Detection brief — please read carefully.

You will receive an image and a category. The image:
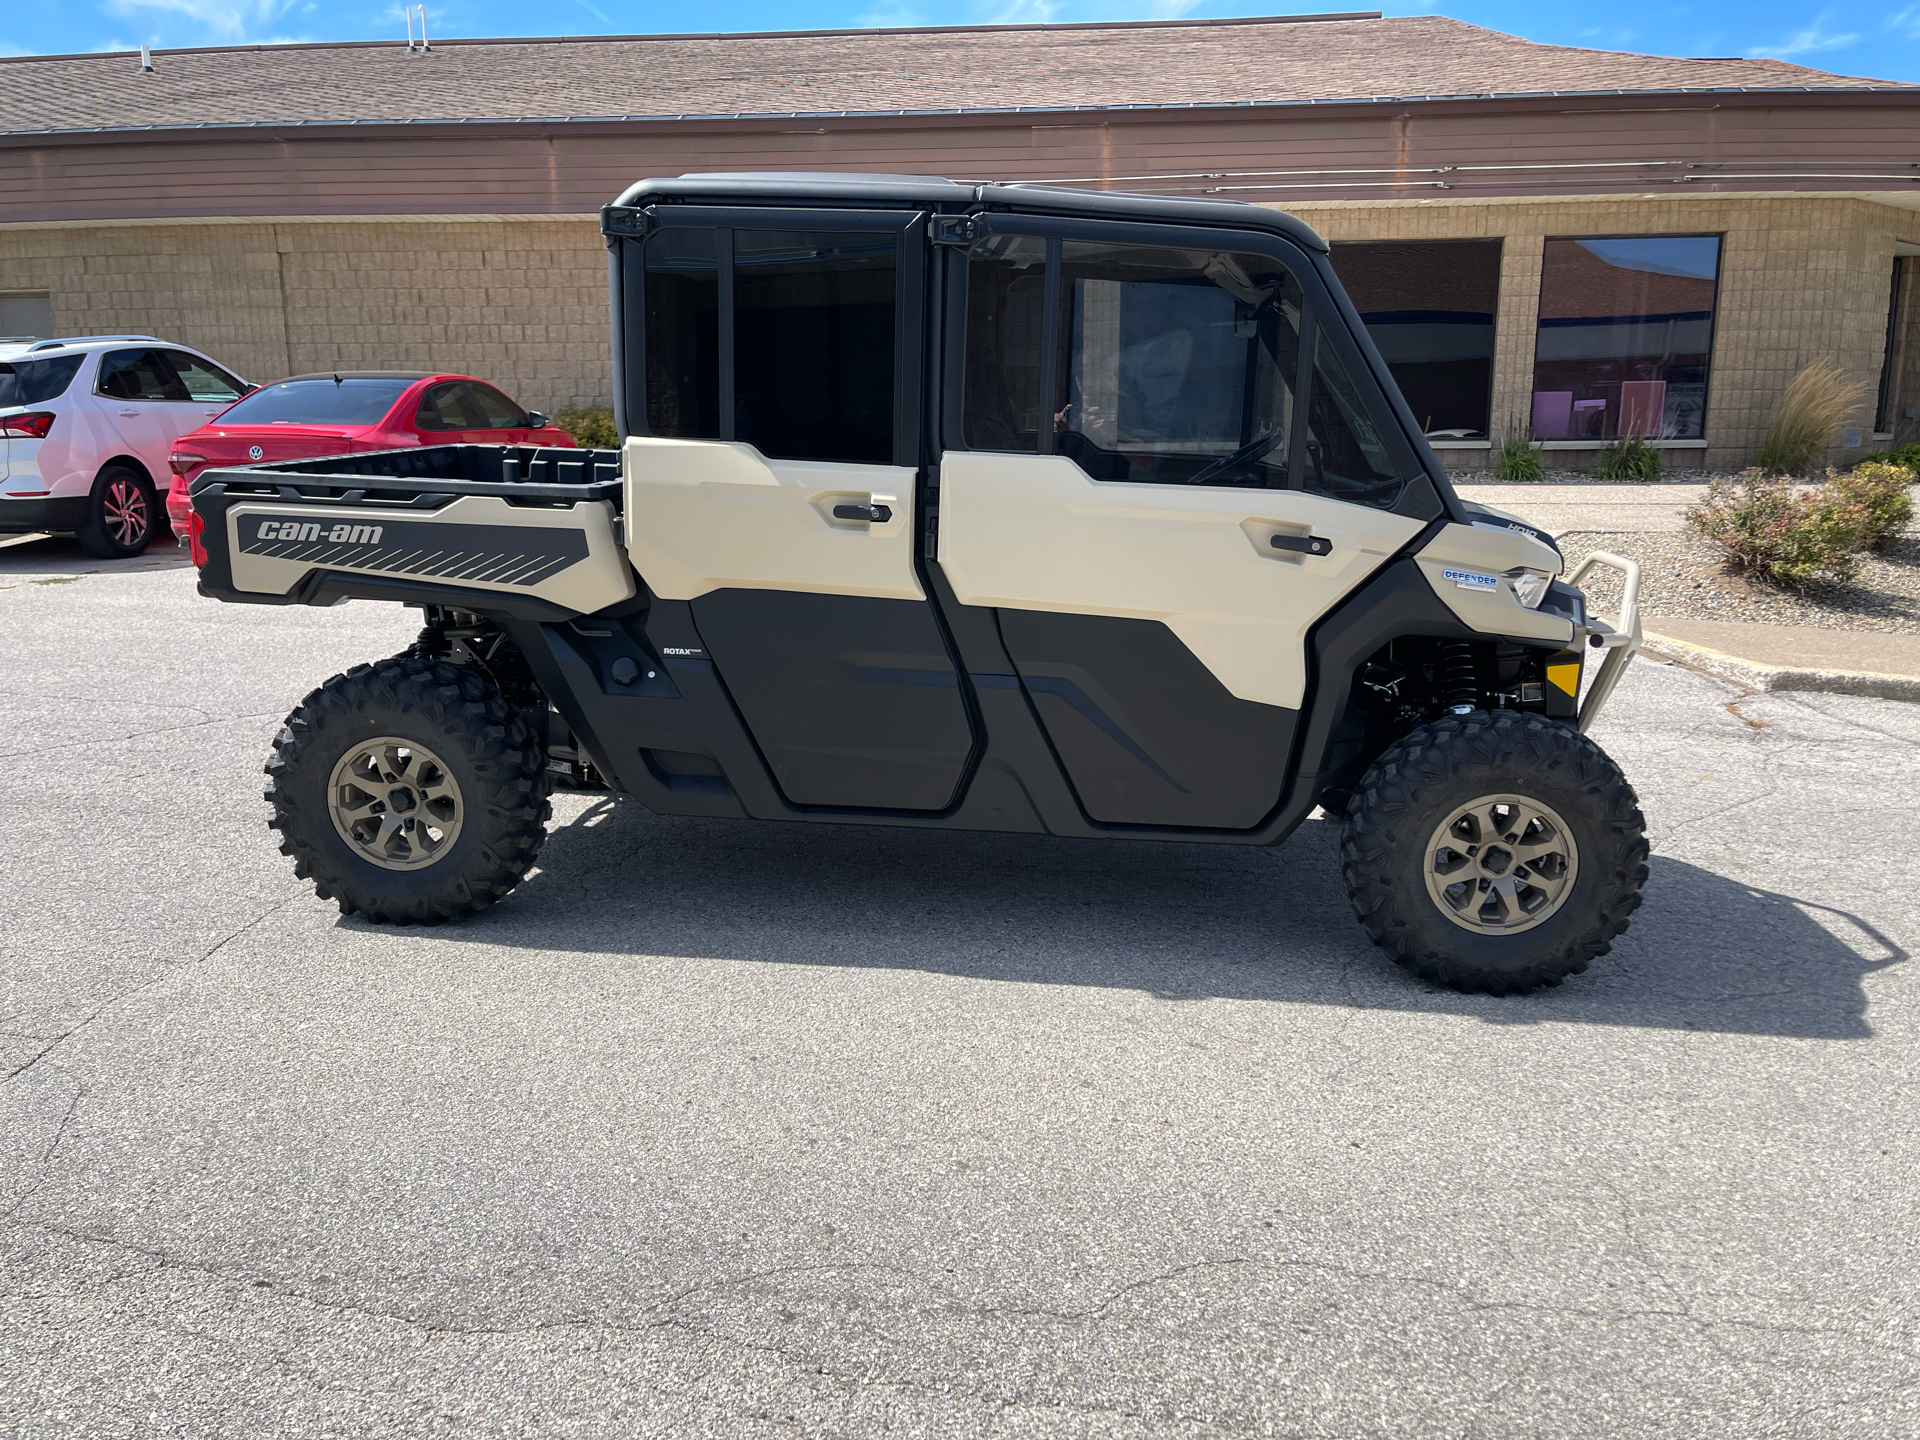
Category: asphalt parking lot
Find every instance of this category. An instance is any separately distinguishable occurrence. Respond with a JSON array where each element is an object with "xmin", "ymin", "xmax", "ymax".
[{"xmin": 2, "ymin": 536, "xmax": 1915, "ymax": 1439}]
